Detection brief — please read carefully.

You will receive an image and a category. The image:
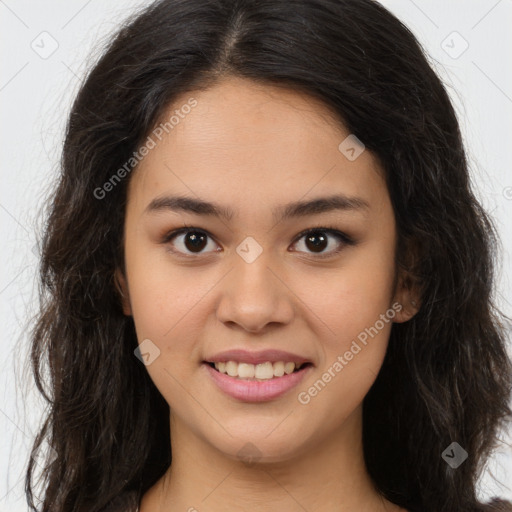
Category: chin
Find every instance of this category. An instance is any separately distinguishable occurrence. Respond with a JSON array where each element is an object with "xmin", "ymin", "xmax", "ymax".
[{"xmin": 207, "ymin": 432, "xmax": 308, "ymax": 466}]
